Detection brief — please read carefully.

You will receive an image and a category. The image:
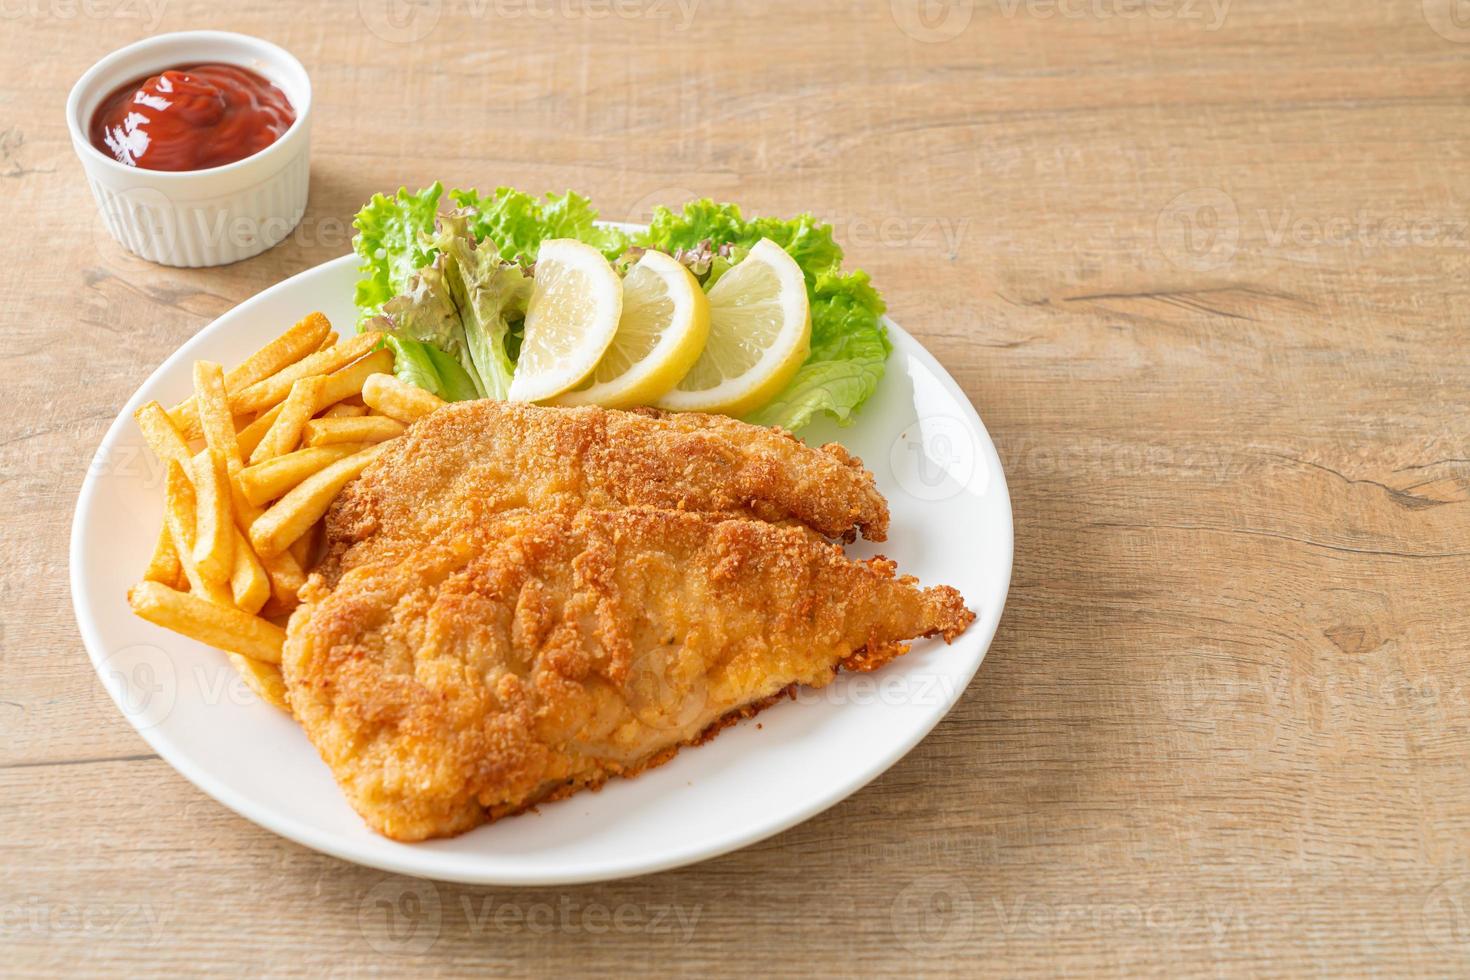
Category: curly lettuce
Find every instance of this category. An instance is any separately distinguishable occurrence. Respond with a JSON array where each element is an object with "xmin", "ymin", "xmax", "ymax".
[
  {"xmin": 450, "ymin": 187, "xmax": 626, "ymax": 265},
  {"xmin": 436, "ymin": 212, "xmax": 534, "ymax": 400},
  {"xmin": 371, "ymin": 211, "xmax": 531, "ymax": 401},
  {"xmin": 638, "ymin": 200, "xmax": 889, "ymax": 432},
  {"xmin": 352, "ymin": 183, "xmax": 443, "ymax": 318},
  {"xmin": 353, "ymin": 189, "xmax": 892, "ymax": 431},
  {"xmin": 747, "ymin": 269, "xmax": 890, "ymax": 430},
  {"xmin": 353, "ymin": 185, "xmax": 622, "ymax": 399},
  {"xmin": 381, "ymin": 336, "xmax": 480, "ymax": 403}
]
